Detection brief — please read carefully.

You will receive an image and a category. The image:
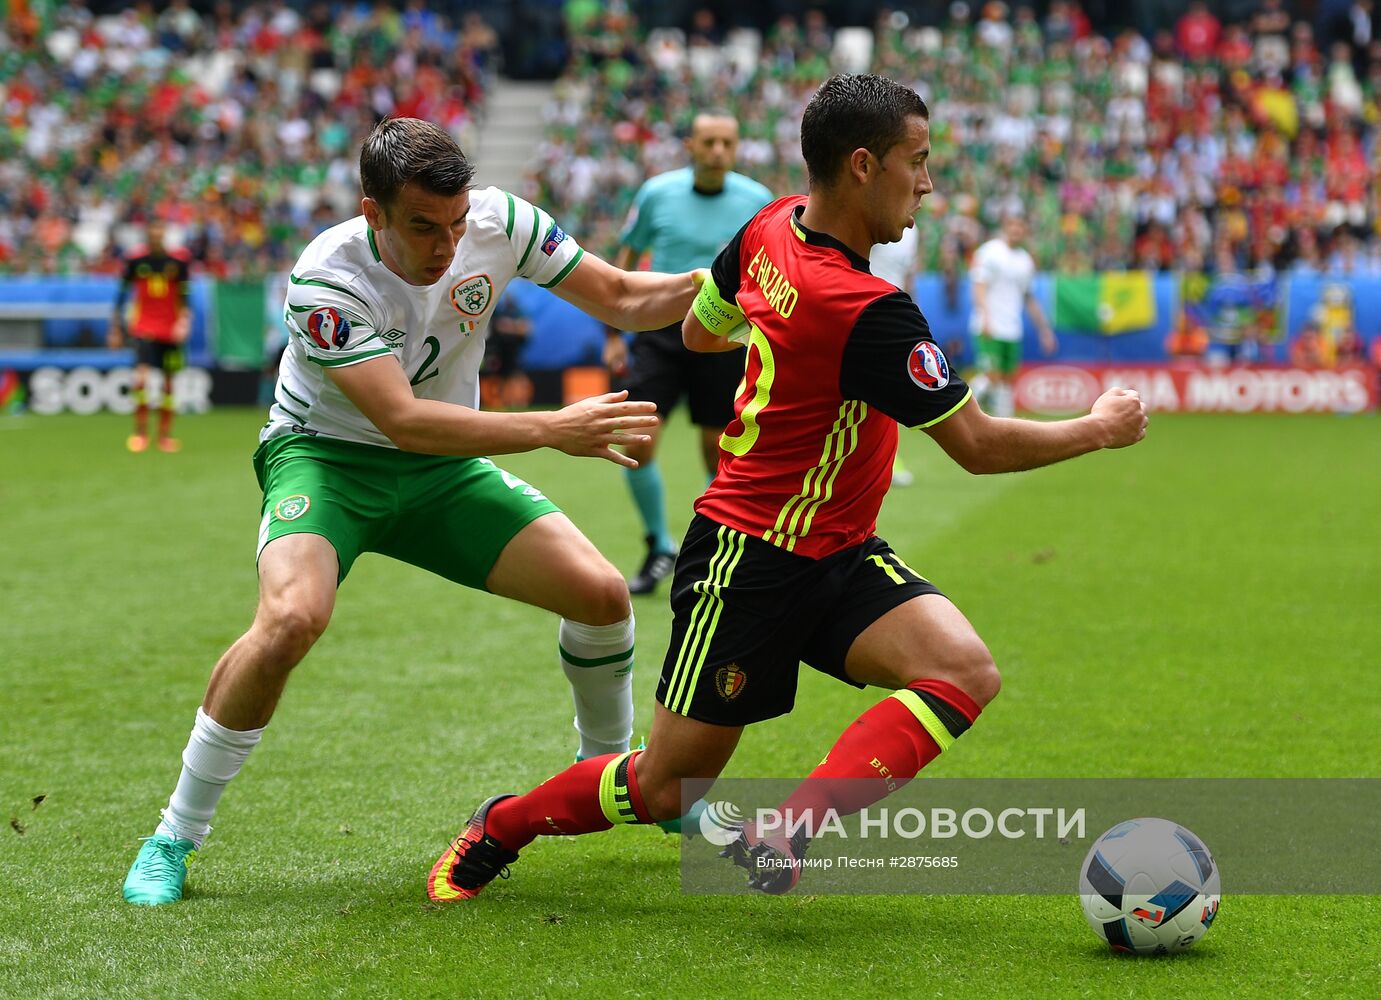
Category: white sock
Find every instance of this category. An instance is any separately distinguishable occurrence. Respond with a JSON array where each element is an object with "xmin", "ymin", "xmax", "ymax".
[
  {"xmin": 559, "ymin": 615, "xmax": 635, "ymax": 759},
  {"xmin": 970, "ymin": 372, "xmax": 991, "ymax": 409},
  {"xmin": 995, "ymin": 383, "xmax": 1015, "ymax": 418},
  {"xmin": 155, "ymin": 706, "xmax": 264, "ymax": 847}
]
